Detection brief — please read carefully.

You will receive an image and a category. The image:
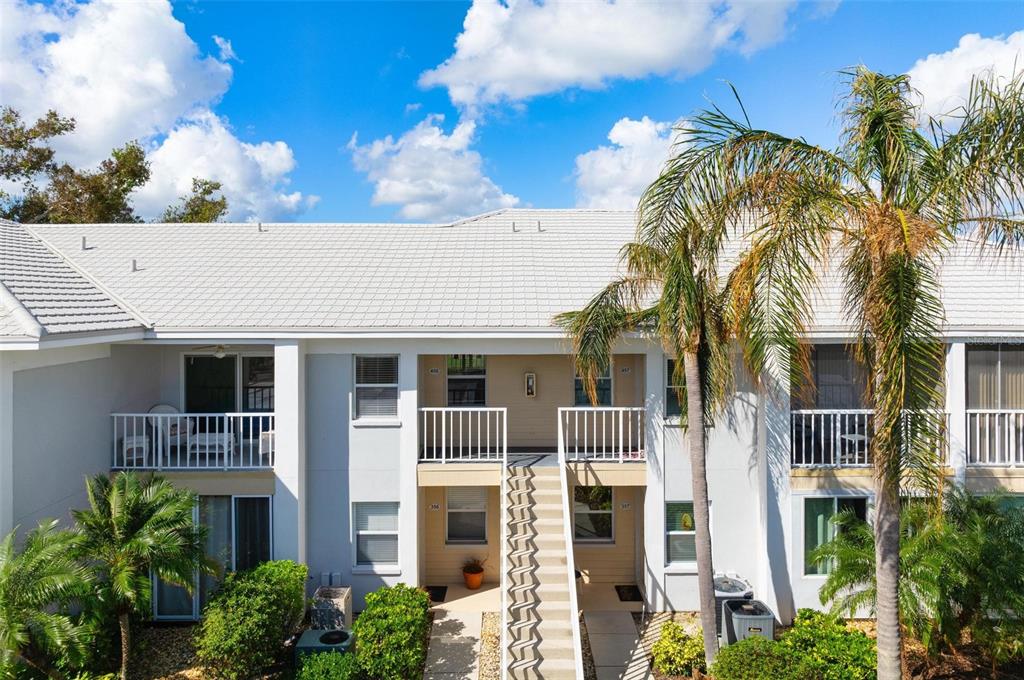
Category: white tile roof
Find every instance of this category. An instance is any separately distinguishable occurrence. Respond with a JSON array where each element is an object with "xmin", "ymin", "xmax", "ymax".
[
  {"xmin": 8, "ymin": 209, "xmax": 1024, "ymax": 336},
  {"xmin": 0, "ymin": 220, "xmax": 143, "ymax": 338}
]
